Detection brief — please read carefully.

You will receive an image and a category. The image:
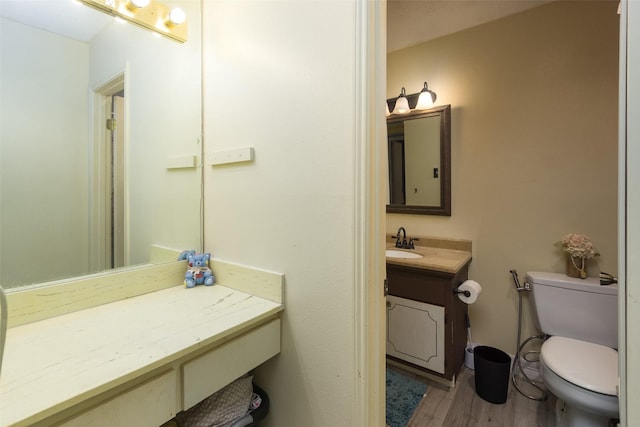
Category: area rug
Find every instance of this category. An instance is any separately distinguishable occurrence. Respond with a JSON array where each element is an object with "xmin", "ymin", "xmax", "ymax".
[{"xmin": 386, "ymin": 368, "xmax": 428, "ymax": 427}]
